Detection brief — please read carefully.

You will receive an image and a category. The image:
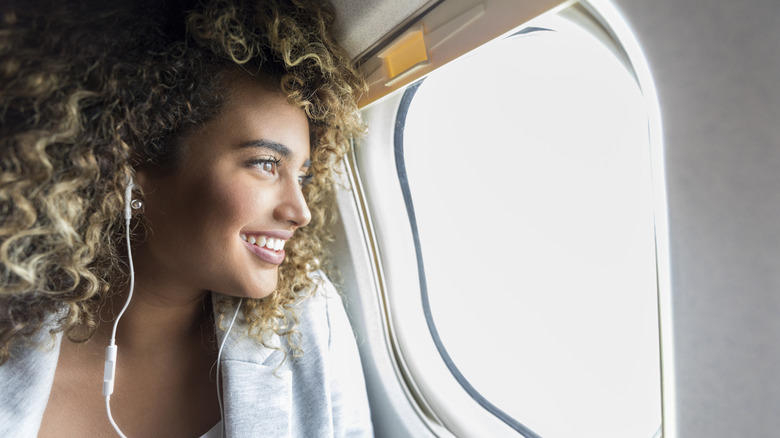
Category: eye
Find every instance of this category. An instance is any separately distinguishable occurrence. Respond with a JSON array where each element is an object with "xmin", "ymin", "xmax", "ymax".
[
  {"xmin": 298, "ymin": 174, "xmax": 314, "ymax": 187},
  {"xmin": 250, "ymin": 157, "xmax": 282, "ymax": 175}
]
